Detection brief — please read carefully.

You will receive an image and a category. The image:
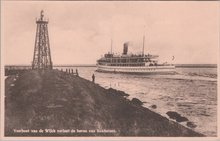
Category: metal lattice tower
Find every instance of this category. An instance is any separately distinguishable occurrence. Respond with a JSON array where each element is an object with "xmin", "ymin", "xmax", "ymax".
[{"xmin": 32, "ymin": 10, "xmax": 53, "ymax": 70}]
